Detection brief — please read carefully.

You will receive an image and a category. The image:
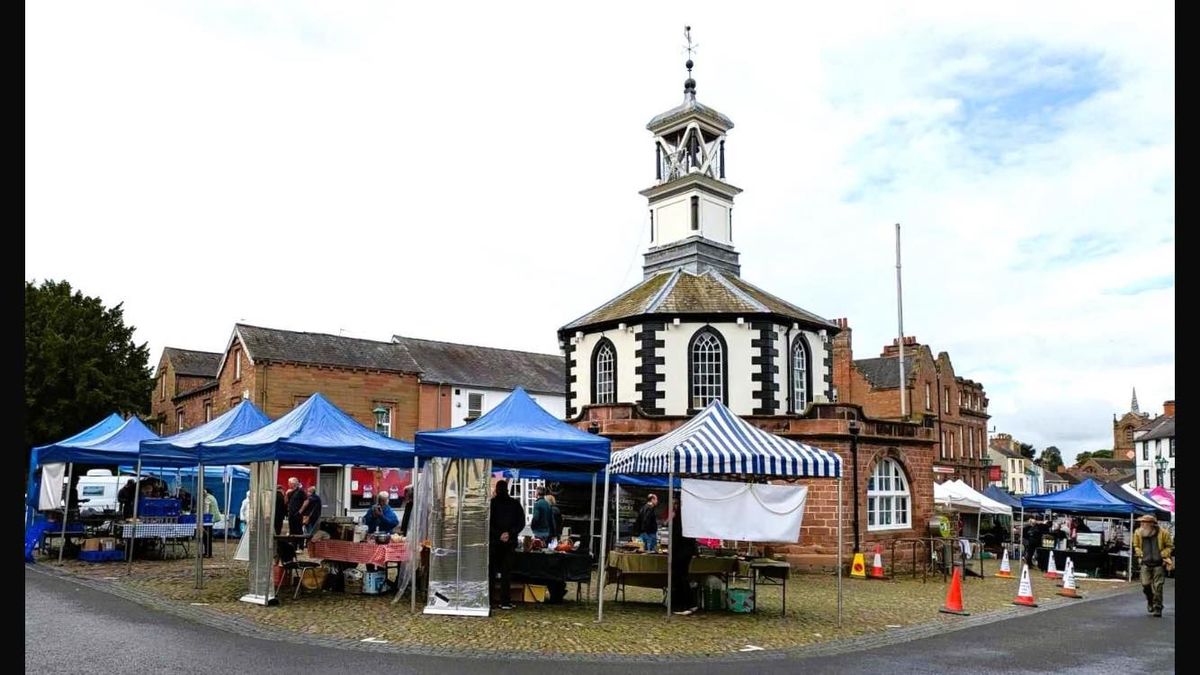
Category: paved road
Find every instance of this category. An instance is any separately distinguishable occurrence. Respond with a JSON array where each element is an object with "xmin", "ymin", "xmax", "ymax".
[{"xmin": 26, "ymin": 568, "xmax": 1172, "ymax": 674}]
